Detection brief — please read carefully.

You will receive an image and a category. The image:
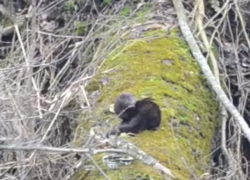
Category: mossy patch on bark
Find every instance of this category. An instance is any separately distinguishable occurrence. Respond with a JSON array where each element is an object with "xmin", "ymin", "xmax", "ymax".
[{"xmin": 75, "ymin": 30, "xmax": 219, "ymax": 180}]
